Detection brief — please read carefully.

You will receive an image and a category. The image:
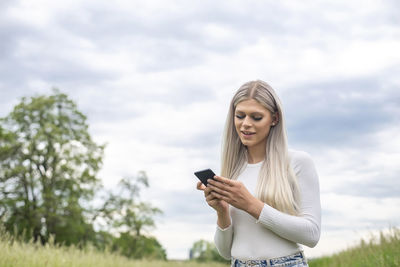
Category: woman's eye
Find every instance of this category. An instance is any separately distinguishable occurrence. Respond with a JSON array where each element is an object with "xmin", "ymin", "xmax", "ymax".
[
  {"xmin": 253, "ymin": 117, "xmax": 262, "ymax": 121},
  {"xmin": 235, "ymin": 115, "xmax": 245, "ymax": 119}
]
